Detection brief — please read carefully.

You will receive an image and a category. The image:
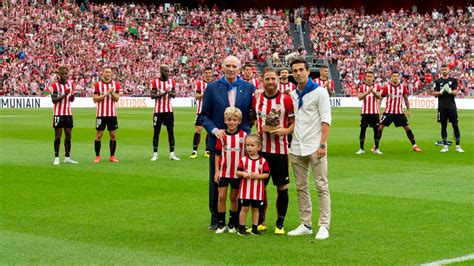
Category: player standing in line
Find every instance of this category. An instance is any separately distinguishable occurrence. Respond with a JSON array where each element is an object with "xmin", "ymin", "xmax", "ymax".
[
  {"xmin": 242, "ymin": 63, "xmax": 260, "ymax": 89},
  {"xmin": 356, "ymin": 70, "xmax": 382, "ymax": 154},
  {"xmin": 278, "ymin": 68, "xmax": 296, "ymax": 95},
  {"xmin": 150, "ymin": 65, "xmax": 180, "ymax": 161},
  {"xmin": 432, "ymin": 64, "xmax": 464, "ymax": 153},
  {"xmin": 375, "ymin": 71, "xmax": 422, "ymax": 153},
  {"xmin": 236, "ymin": 134, "xmax": 270, "ymax": 236},
  {"xmin": 93, "ymin": 67, "xmax": 121, "ymax": 163},
  {"xmin": 313, "ymin": 65, "xmax": 335, "ymax": 96},
  {"xmin": 214, "ymin": 107, "xmax": 247, "ymax": 234},
  {"xmin": 190, "ymin": 67, "xmax": 213, "ymax": 159},
  {"xmin": 51, "ymin": 66, "xmax": 78, "ymax": 165},
  {"xmin": 253, "ymin": 67, "xmax": 294, "ymax": 235}
]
